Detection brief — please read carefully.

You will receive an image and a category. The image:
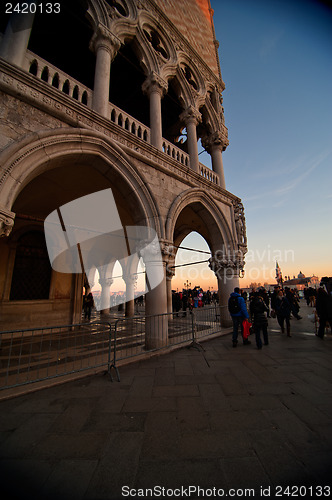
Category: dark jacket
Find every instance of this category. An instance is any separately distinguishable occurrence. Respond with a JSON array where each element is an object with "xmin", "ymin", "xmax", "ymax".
[
  {"xmin": 250, "ymin": 295, "xmax": 268, "ymax": 326},
  {"xmin": 316, "ymin": 289, "xmax": 332, "ymax": 320},
  {"xmin": 229, "ymin": 292, "xmax": 249, "ymax": 319},
  {"xmin": 275, "ymin": 296, "xmax": 291, "ymax": 318}
]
